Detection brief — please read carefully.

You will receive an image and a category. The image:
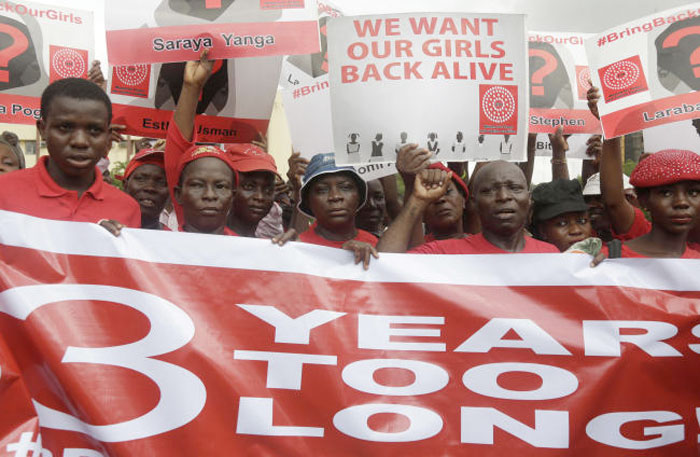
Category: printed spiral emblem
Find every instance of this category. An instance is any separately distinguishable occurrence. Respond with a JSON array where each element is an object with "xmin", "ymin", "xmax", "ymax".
[
  {"xmin": 115, "ymin": 65, "xmax": 149, "ymax": 86},
  {"xmin": 482, "ymin": 86, "xmax": 516, "ymax": 124},
  {"xmin": 51, "ymin": 49, "xmax": 86, "ymax": 79},
  {"xmin": 603, "ymin": 61, "xmax": 640, "ymax": 90}
]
